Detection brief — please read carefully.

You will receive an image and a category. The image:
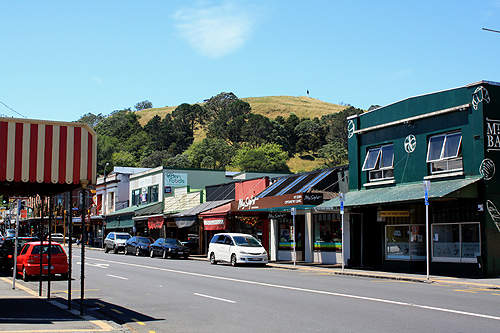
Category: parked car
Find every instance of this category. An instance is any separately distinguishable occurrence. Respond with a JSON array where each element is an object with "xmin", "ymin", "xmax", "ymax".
[
  {"xmin": 125, "ymin": 236, "xmax": 154, "ymax": 256},
  {"xmin": 181, "ymin": 234, "xmax": 200, "ymax": 254},
  {"xmin": 0, "ymin": 237, "xmax": 39, "ymax": 272},
  {"xmin": 208, "ymin": 233, "xmax": 268, "ymax": 266},
  {"xmin": 104, "ymin": 232, "xmax": 131, "ymax": 254},
  {"xmin": 149, "ymin": 238, "xmax": 190, "ymax": 259},
  {"xmin": 16, "ymin": 241, "xmax": 69, "ymax": 281},
  {"xmin": 5, "ymin": 229, "xmax": 16, "ymax": 238},
  {"xmin": 45, "ymin": 233, "xmax": 77, "ymax": 244}
]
